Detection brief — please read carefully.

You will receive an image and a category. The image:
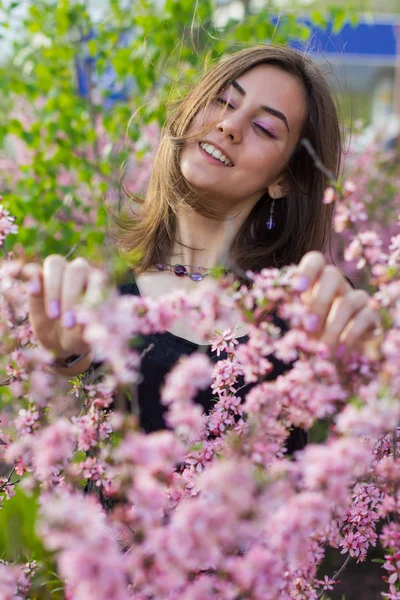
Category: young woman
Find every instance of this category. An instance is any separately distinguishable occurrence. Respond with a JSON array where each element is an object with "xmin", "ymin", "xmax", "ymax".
[{"xmin": 24, "ymin": 45, "xmax": 378, "ymax": 450}]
